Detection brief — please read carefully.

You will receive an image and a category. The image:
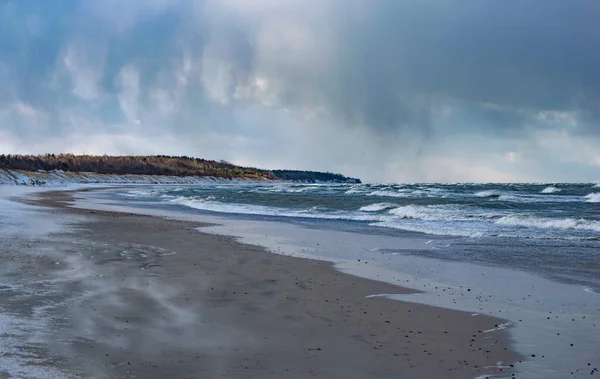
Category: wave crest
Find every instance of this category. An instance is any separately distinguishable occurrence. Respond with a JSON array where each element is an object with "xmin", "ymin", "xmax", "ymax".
[
  {"xmin": 474, "ymin": 190, "xmax": 501, "ymax": 198},
  {"xmin": 367, "ymin": 189, "xmax": 411, "ymax": 198},
  {"xmin": 584, "ymin": 193, "xmax": 600, "ymax": 203},
  {"xmin": 495, "ymin": 215, "xmax": 600, "ymax": 232},
  {"xmin": 359, "ymin": 203, "xmax": 397, "ymax": 212},
  {"xmin": 387, "ymin": 204, "xmax": 492, "ymax": 221},
  {"xmin": 541, "ymin": 186, "xmax": 561, "ymax": 194}
]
